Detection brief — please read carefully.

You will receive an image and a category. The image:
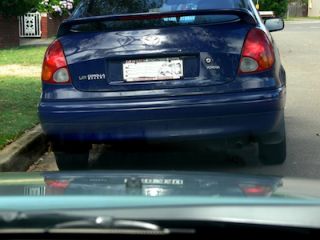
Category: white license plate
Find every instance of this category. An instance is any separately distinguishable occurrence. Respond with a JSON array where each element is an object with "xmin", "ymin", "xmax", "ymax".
[{"xmin": 123, "ymin": 58, "xmax": 183, "ymax": 82}]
